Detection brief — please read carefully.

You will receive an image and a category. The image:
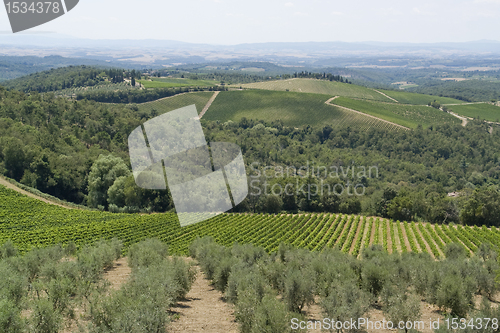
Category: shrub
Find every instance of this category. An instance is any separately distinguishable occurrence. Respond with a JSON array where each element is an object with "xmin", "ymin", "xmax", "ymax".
[
  {"xmin": 361, "ymin": 260, "xmax": 389, "ymax": 298},
  {"xmin": 384, "ymin": 288, "xmax": 421, "ymax": 333},
  {"xmin": 444, "ymin": 243, "xmax": 467, "ymax": 260},
  {"xmin": 226, "ymin": 265, "xmax": 267, "ymax": 305},
  {"xmin": 128, "ymin": 238, "xmax": 168, "ymax": 269},
  {"xmin": 0, "ymin": 262, "xmax": 27, "ymax": 306},
  {"xmin": 30, "ymin": 299, "xmax": 62, "ymax": 333},
  {"xmin": 436, "ymin": 275, "xmax": 473, "ymax": 317},
  {"xmin": 321, "ymin": 282, "xmax": 370, "ymax": 332},
  {"xmin": 0, "ymin": 240, "xmax": 17, "ymax": 259},
  {"xmin": 251, "ymin": 295, "xmax": 296, "ymax": 333},
  {"xmin": 0, "ymin": 299, "xmax": 24, "ymax": 333},
  {"xmin": 283, "ymin": 269, "xmax": 315, "ymax": 313}
]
